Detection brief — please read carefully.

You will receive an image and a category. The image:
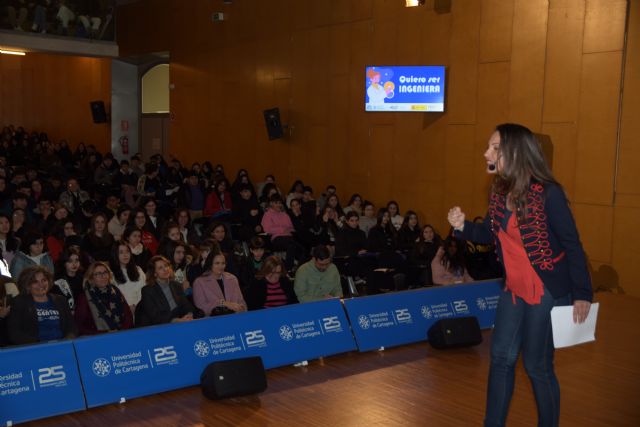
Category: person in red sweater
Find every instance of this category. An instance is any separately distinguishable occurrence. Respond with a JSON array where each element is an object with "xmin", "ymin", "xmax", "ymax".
[
  {"xmin": 73, "ymin": 261, "xmax": 133, "ymax": 336},
  {"xmin": 204, "ymin": 178, "xmax": 233, "ymax": 220}
]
